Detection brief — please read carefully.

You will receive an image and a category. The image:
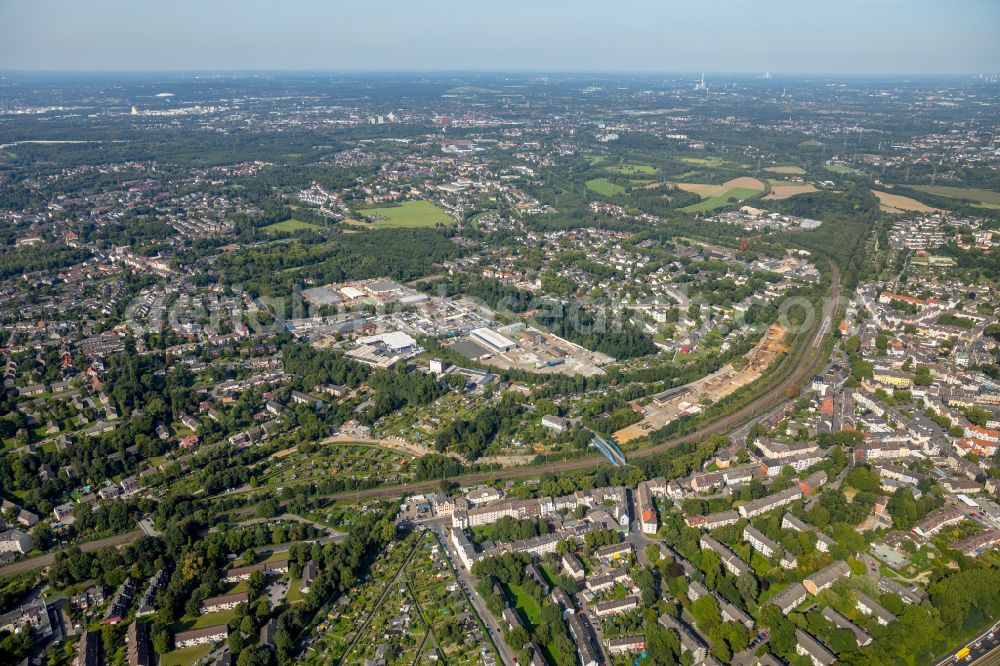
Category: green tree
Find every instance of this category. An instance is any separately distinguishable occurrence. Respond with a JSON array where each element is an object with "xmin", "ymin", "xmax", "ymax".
[{"xmin": 736, "ymin": 571, "xmax": 759, "ymax": 606}]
